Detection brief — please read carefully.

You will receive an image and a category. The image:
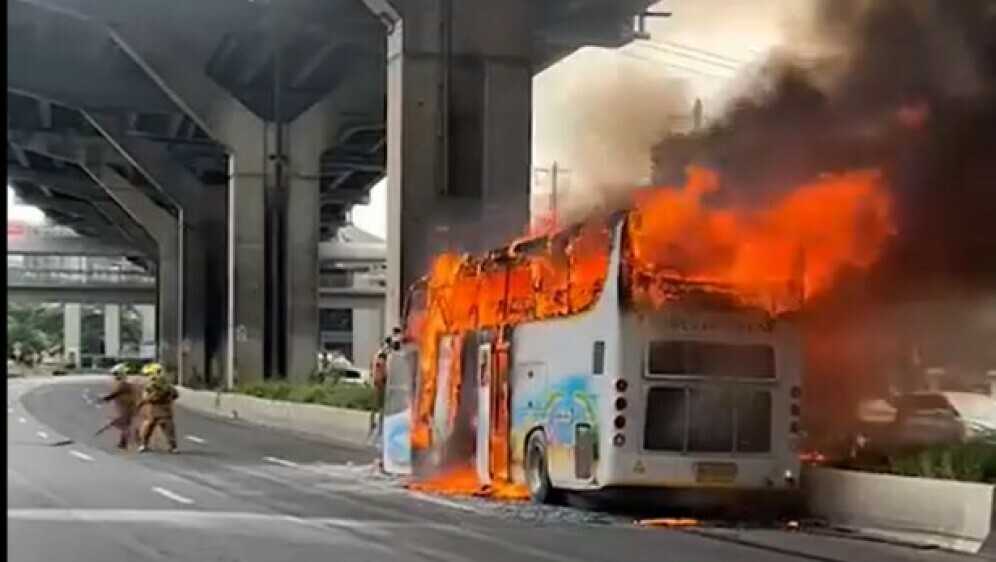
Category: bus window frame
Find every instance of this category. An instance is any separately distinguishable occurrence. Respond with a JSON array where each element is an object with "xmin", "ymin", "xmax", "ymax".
[
  {"xmin": 642, "ymin": 340, "xmax": 778, "ymax": 383},
  {"xmin": 639, "ymin": 383, "xmax": 776, "ymax": 456}
]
